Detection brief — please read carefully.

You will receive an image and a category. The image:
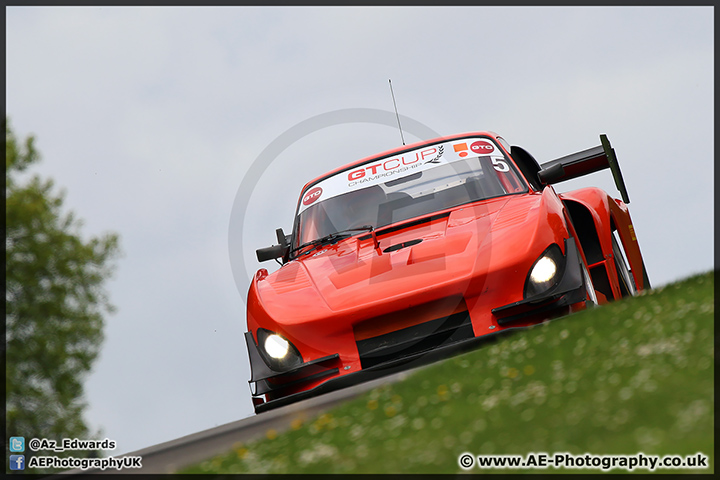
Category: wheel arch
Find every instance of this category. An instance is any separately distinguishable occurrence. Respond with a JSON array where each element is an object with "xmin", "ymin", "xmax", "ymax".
[
  {"xmin": 607, "ymin": 199, "xmax": 651, "ymax": 291},
  {"xmin": 559, "ymin": 188, "xmax": 619, "ymax": 302},
  {"xmin": 560, "ymin": 188, "xmax": 650, "ymax": 299}
]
